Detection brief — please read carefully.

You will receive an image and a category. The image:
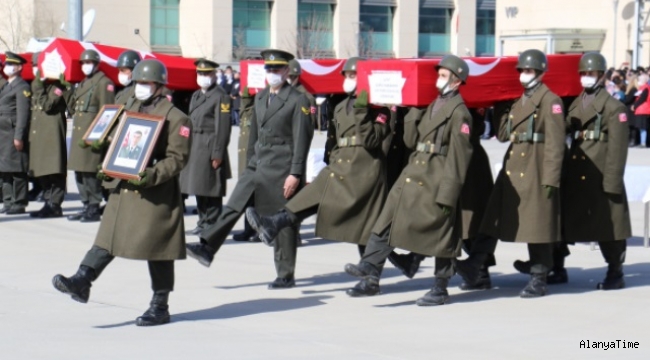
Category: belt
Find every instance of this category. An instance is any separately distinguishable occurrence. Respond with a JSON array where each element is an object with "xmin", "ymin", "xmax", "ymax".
[
  {"xmin": 259, "ymin": 136, "xmax": 290, "ymax": 145},
  {"xmin": 338, "ymin": 136, "xmax": 360, "ymax": 147},
  {"xmin": 574, "ymin": 130, "xmax": 608, "ymax": 142},
  {"xmin": 415, "ymin": 142, "xmax": 448, "ymax": 155},
  {"xmin": 193, "ymin": 129, "xmax": 215, "ymax": 134},
  {"xmin": 509, "ymin": 131, "xmax": 545, "ymax": 144}
]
